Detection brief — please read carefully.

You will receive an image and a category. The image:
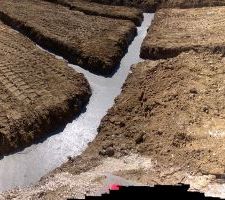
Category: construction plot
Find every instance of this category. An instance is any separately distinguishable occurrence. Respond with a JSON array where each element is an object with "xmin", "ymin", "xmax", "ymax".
[
  {"xmin": 0, "ymin": 22, "xmax": 91, "ymax": 156},
  {"xmin": 0, "ymin": 0, "xmax": 137, "ymax": 75},
  {"xmin": 141, "ymin": 7, "xmax": 225, "ymax": 59},
  {"xmin": 4, "ymin": 51, "xmax": 225, "ymax": 199},
  {"xmin": 45, "ymin": 0, "xmax": 143, "ymax": 26}
]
